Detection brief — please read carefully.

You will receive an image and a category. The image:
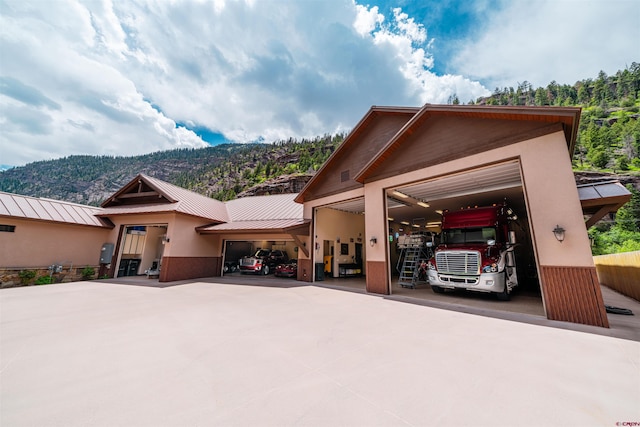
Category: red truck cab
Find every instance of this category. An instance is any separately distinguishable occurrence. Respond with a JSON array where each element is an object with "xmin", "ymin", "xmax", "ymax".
[{"xmin": 427, "ymin": 204, "xmax": 519, "ymax": 300}]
